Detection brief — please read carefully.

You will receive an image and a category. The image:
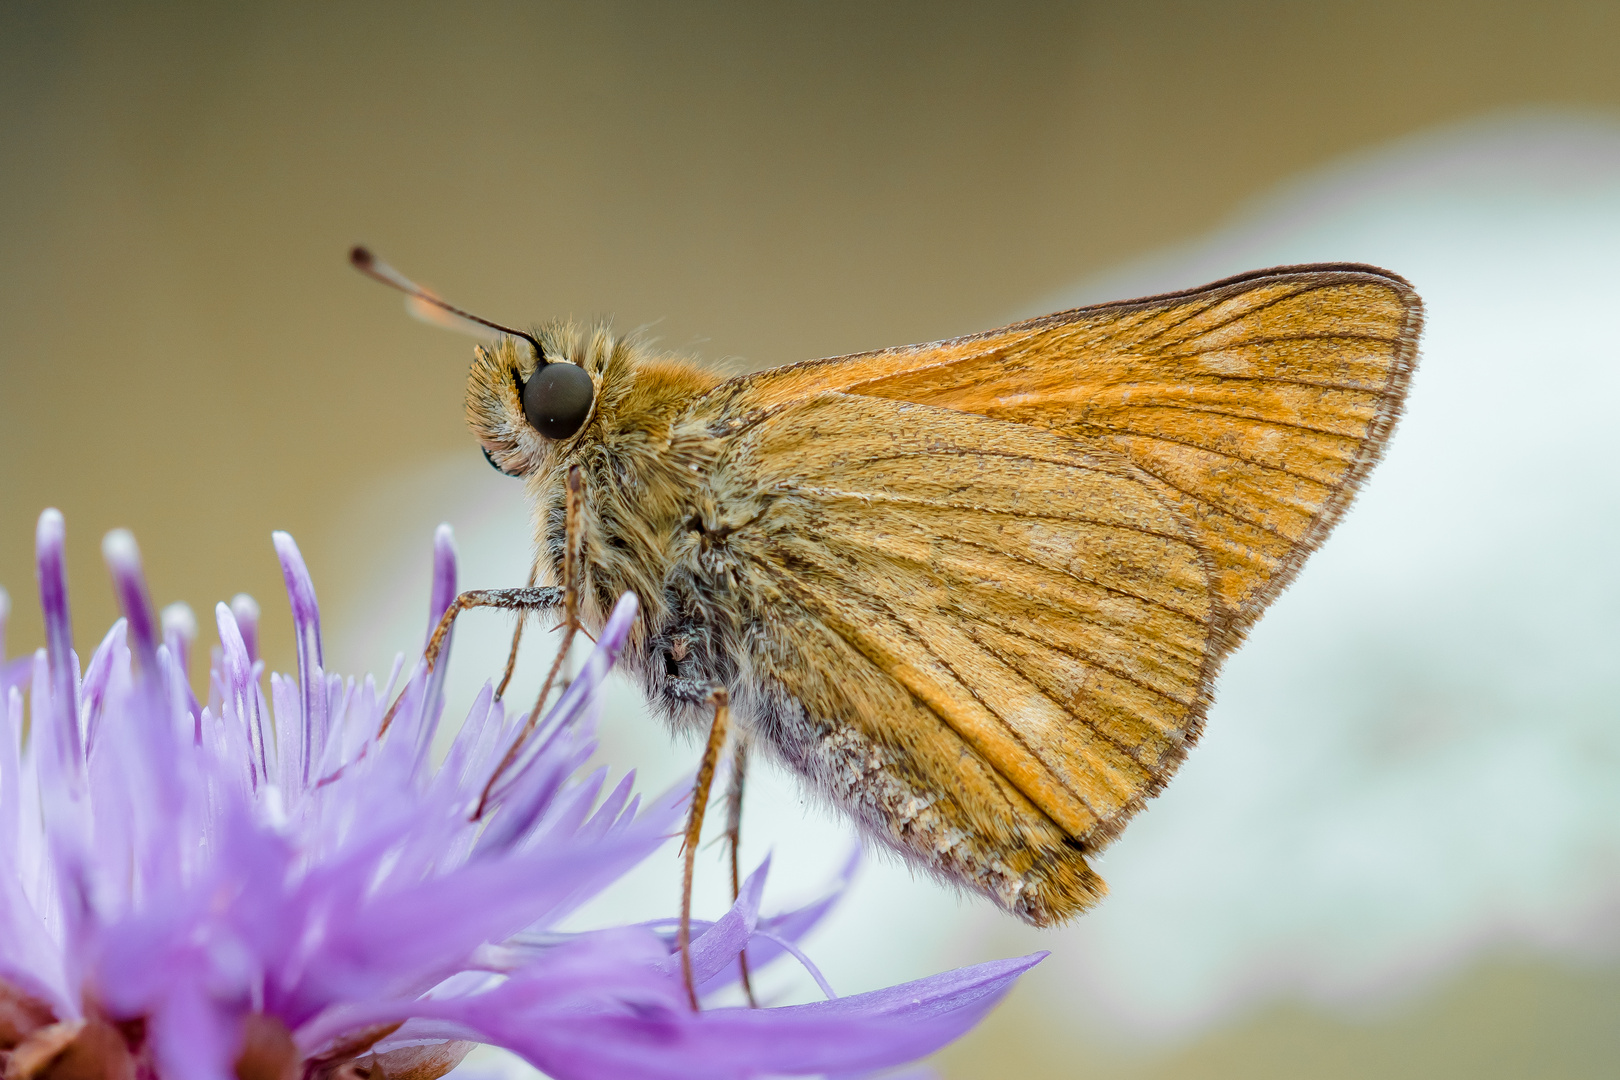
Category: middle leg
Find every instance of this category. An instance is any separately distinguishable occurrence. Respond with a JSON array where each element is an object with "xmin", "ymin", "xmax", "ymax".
[
  {"xmin": 679, "ymin": 686, "xmax": 732, "ymax": 1011},
  {"xmin": 724, "ymin": 737, "xmax": 758, "ymax": 1007}
]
